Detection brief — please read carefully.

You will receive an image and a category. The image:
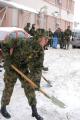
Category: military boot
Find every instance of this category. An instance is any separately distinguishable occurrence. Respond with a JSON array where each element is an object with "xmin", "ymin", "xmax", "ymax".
[
  {"xmin": 31, "ymin": 105, "xmax": 43, "ymax": 120},
  {"xmin": 1, "ymin": 105, "xmax": 11, "ymax": 119}
]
